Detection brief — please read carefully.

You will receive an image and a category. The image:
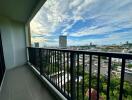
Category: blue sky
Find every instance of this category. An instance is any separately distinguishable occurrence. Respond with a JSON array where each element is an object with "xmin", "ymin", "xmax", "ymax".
[{"xmin": 30, "ymin": 0, "xmax": 132, "ymax": 46}]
